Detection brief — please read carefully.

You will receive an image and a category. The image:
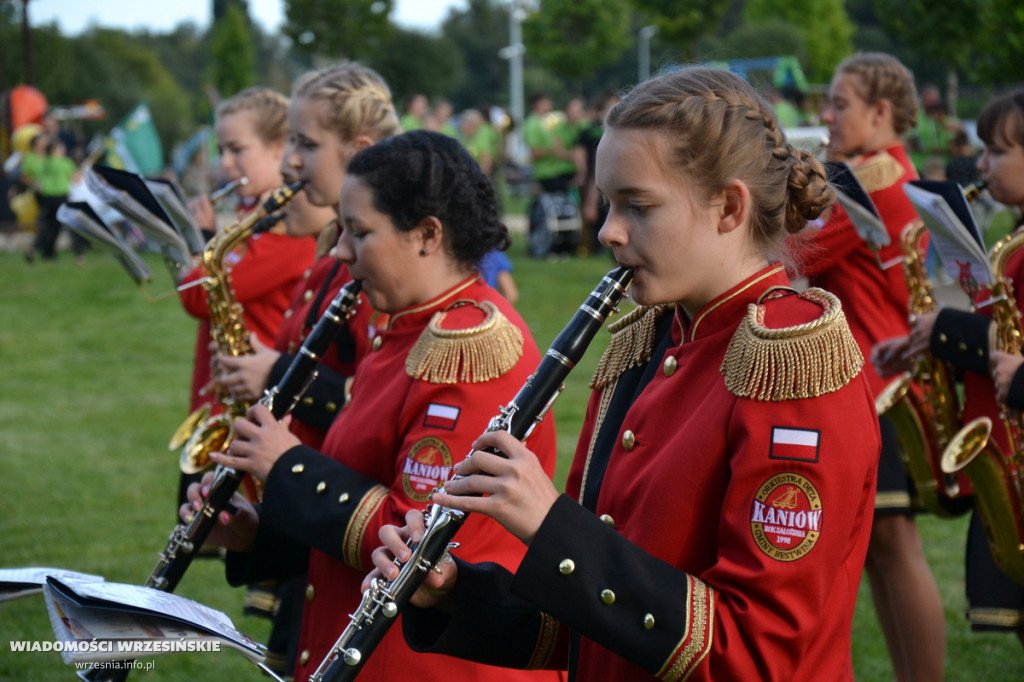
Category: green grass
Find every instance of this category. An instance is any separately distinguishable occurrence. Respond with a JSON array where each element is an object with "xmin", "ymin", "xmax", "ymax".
[{"xmin": 1, "ymin": 243, "xmax": 1022, "ymax": 680}]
